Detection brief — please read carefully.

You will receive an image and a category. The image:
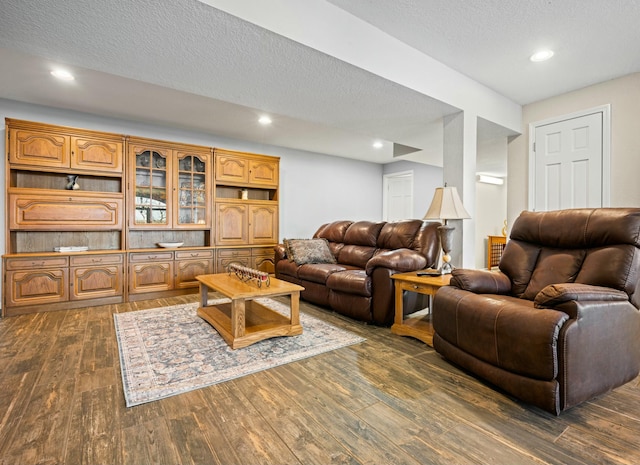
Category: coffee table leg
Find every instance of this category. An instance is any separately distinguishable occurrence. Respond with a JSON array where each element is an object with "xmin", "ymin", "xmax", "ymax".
[
  {"xmin": 200, "ymin": 282, "xmax": 209, "ymax": 307},
  {"xmin": 231, "ymin": 298, "xmax": 246, "ymax": 338},
  {"xmin": 290, "ymin": 291, "xmax": 300, "ymax": 326}
]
